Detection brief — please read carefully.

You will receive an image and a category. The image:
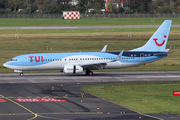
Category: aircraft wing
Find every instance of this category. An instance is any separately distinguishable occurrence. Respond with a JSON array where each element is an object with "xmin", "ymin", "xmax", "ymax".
[
  {"xmin": 80, "ymin": 62, "xmax": 107, "ymax": 70},
  {"xmin": 79, "ymin": 50, "xmax": 124, "ymax": 70}
]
